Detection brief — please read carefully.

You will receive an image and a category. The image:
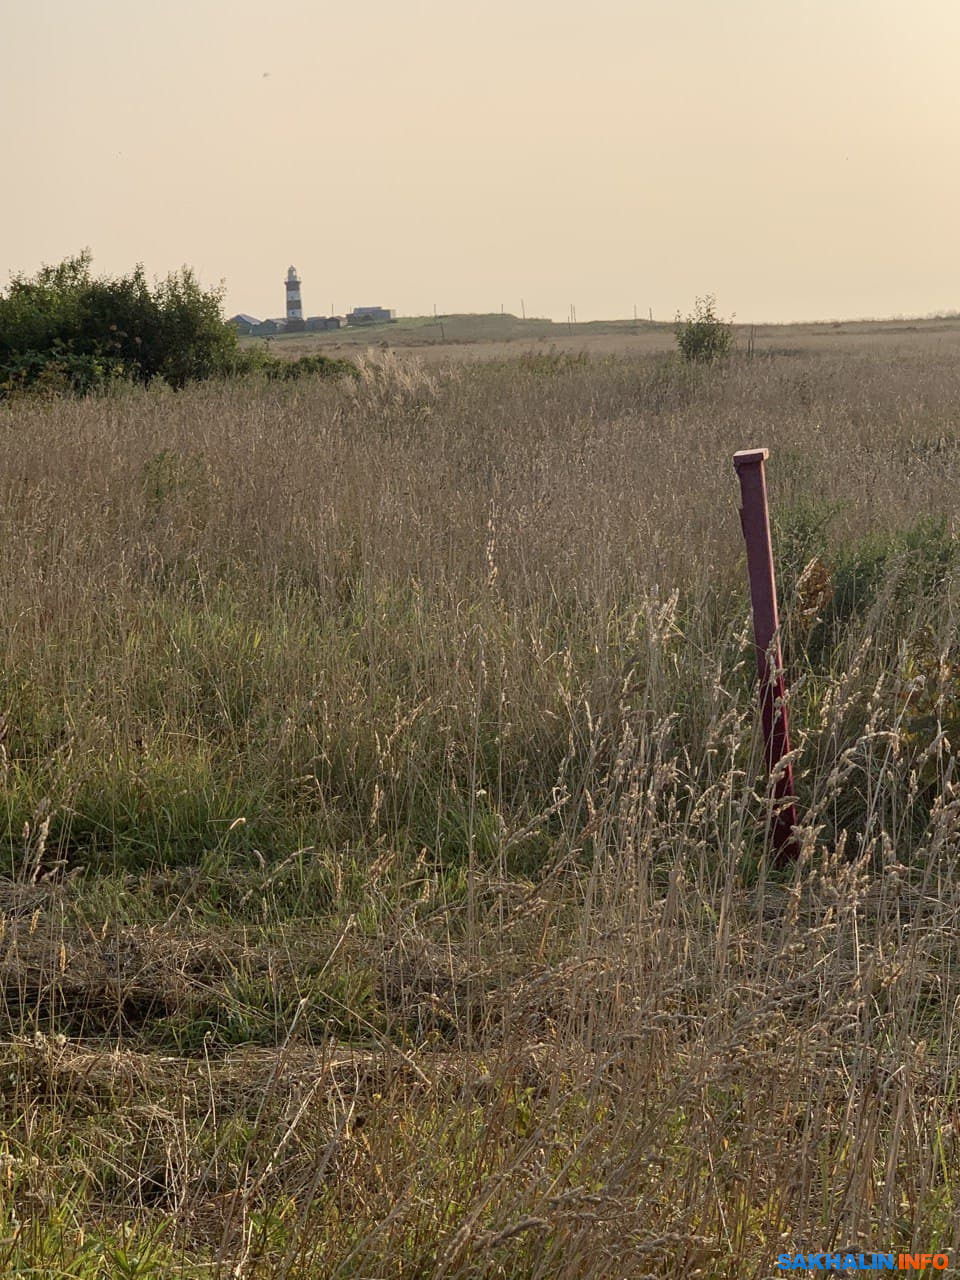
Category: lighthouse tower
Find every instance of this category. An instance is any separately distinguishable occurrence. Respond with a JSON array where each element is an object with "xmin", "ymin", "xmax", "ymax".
[{"xmin": 285, "ymin": 266, "xmax": 303, "ymax": 321}]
